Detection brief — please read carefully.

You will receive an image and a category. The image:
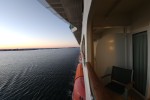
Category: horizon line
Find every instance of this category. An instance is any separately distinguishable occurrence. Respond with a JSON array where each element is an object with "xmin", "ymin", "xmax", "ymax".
[{"xmin": 0, "ymin": 46, "xmax": 79, "ymax": 49}]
